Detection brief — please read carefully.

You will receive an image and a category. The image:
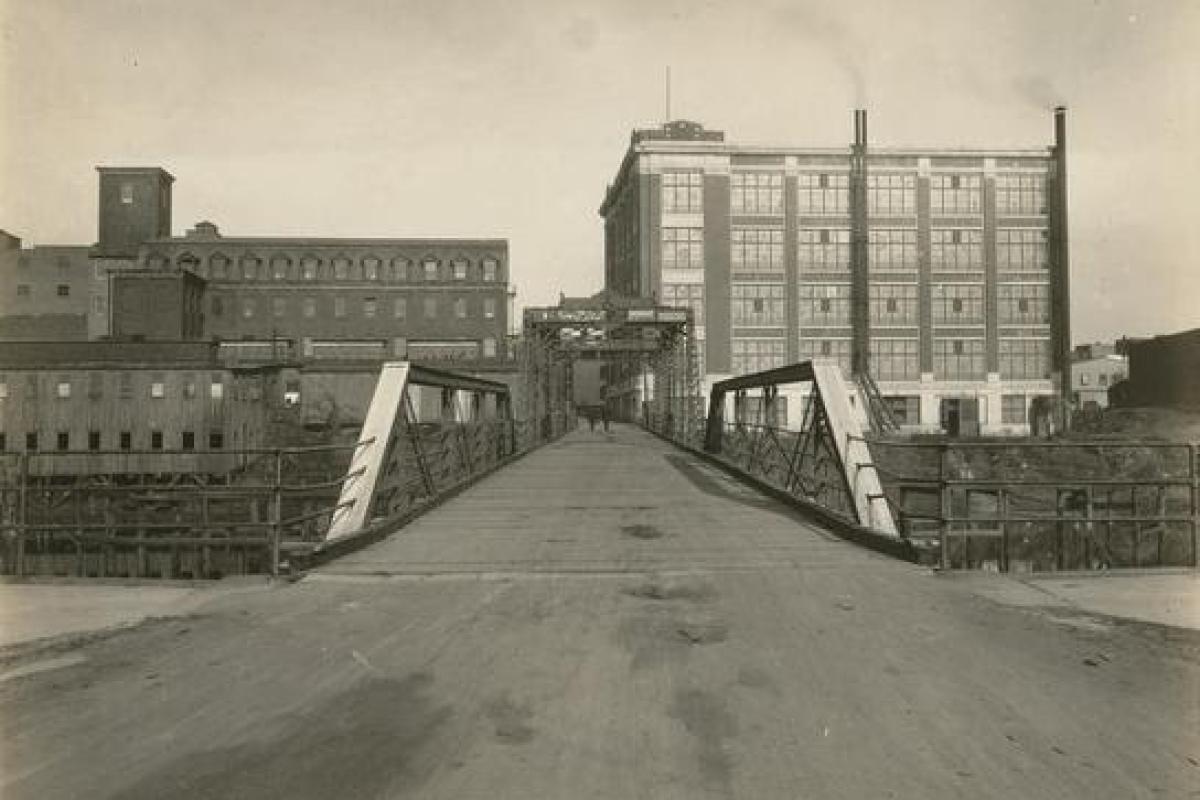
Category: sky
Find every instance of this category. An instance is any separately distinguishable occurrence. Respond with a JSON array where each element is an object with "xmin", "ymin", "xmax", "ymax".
[{"xmin": 1, "ymin": 0, "xmax": 1197, "ymax": 343}]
